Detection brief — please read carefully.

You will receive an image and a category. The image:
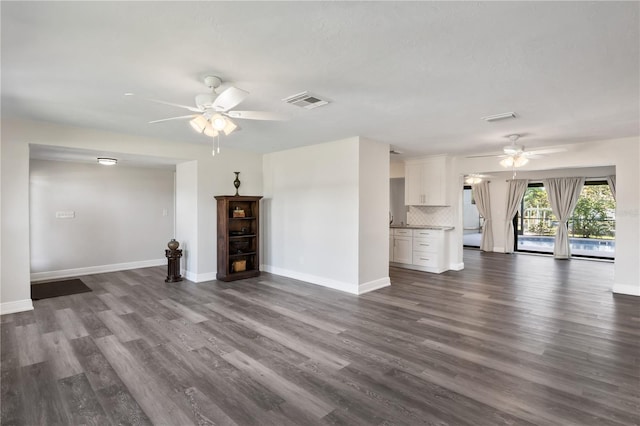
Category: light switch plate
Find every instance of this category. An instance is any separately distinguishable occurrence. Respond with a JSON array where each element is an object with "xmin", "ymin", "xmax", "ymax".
[{"xmin": 55, "ymin": 211, "xmax": 75, "ymax": 219}]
